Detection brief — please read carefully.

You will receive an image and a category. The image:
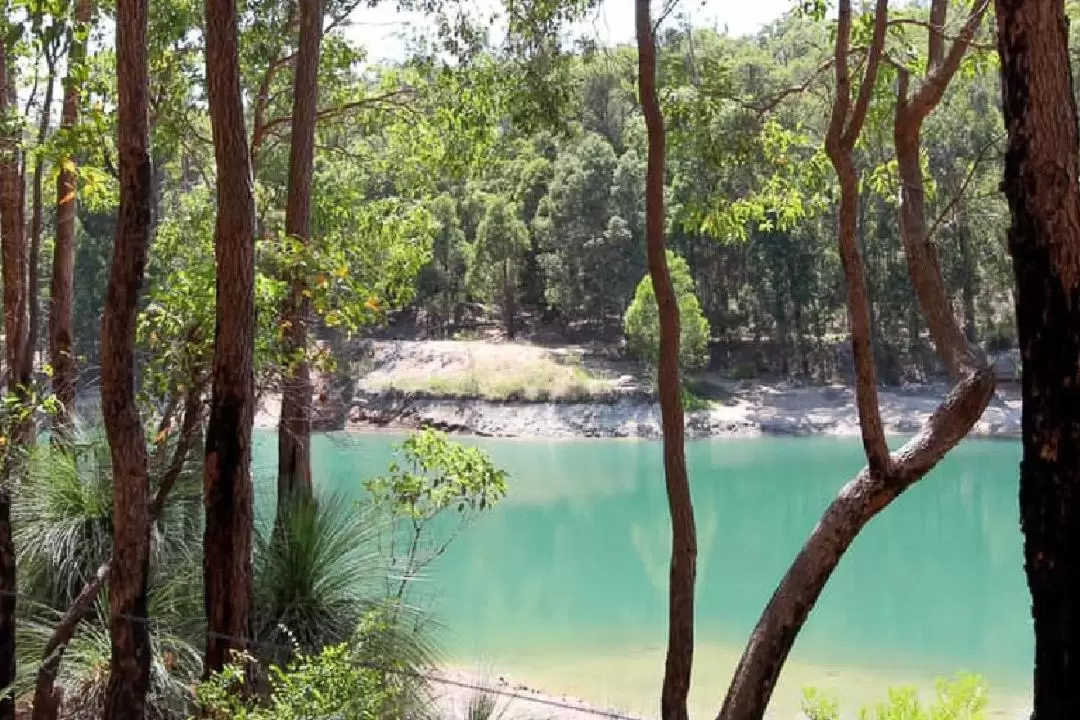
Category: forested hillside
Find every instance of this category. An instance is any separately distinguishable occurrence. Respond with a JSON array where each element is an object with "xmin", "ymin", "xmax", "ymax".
[{"xmin": 45, "ymin": 2, "xmax": 1026, "ymax": 388}]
